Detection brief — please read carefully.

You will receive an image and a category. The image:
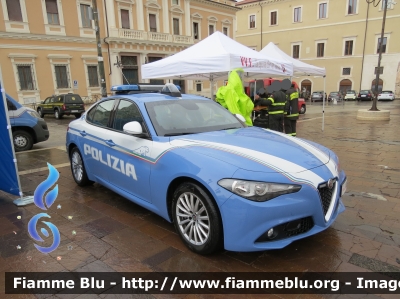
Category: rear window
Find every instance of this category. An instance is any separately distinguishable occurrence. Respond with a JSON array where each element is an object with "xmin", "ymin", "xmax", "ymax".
[
  {"xmin": 382, "ymin": 91, "xmax": 393, "ymax": 94},
  {"xmin": 65, "ymin": 94, "xmax": 83, "ymax": 104},
  {"xmin": 330, "ymin": 92, "xmax": 338, "ymax": 95},
  {"xmin": 360, "ymin": 90, "xmax": 370, "ymax": 94},
  {"xmin": 346, "ymin": 91, "xmax": 355, "ymax": 94}
]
